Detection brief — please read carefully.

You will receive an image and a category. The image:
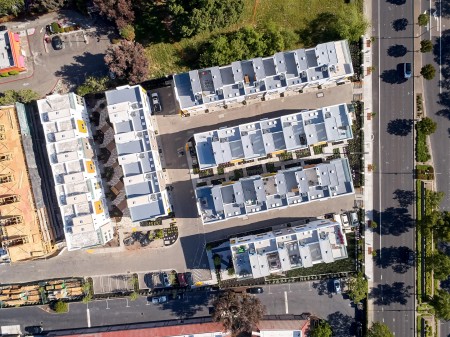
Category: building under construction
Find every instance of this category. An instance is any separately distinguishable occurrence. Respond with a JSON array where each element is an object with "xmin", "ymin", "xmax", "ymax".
[{"xmin": 0, "ymin": 105, "xmax": 56, "ymax": 263}]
